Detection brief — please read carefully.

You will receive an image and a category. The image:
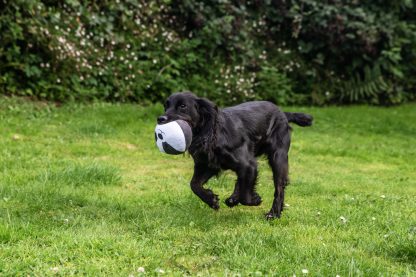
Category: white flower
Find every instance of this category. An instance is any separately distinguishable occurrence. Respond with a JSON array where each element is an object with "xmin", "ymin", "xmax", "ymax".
[
  {"xmin": 339, "ymin": 216, "xmax": 347, "ymax": 223},
  {"xmin": 153, "ymin": 59, "xmax": 157, "ymax": 64},
  {"xmin": 50, "ymin": 267, "xmax": 59, "ymax": 273},
  {"xmin": 301, "ymin": 269, "xmax": 309, "ymax": 274},
  {"xmin": 137, "ymin": 267, "xmax": 145, "ymax": 273},
  {"xmin": 156, "ymin": 268, "xmax": 165, "ymax": 274},
  {"xmin": 371, "ymin": 217, "xmax": 376, "ymax": 221},
  {"xmin": 284, "ymin": 203, "xmax": 290, "ymax": 207},
  {"xmin": 380, "ymin": 195, "xmax": 386, "ymax": 199}
]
